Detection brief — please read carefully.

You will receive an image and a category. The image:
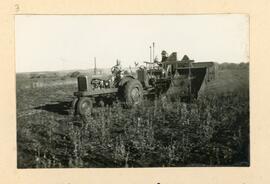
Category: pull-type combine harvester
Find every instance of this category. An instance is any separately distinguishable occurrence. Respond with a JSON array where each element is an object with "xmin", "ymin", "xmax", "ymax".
[{"xmin": 72, "ymin": 50, "xmax": 216, "ymax": 116}]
